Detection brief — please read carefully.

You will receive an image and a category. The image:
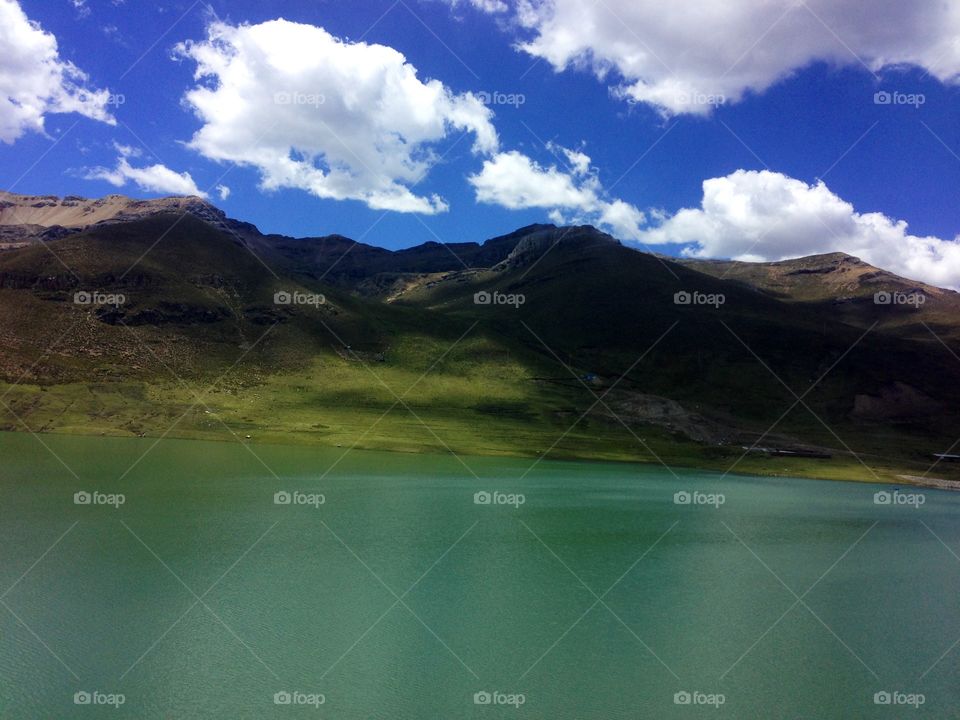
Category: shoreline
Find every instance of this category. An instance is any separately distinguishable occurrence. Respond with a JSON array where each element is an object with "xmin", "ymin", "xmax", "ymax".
[
  {"xmin": 3, "ymin": 425, "xmax": 954, "ymax": 491},
  {"xmin": 897, "ymin": 474, "xmax": 960, "ymax": 492}
]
